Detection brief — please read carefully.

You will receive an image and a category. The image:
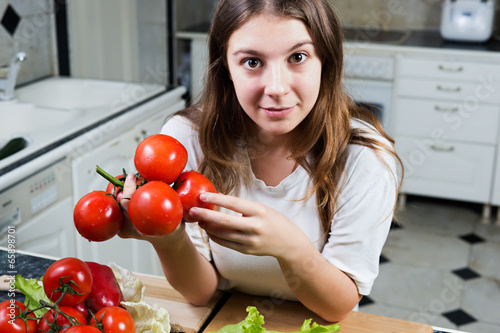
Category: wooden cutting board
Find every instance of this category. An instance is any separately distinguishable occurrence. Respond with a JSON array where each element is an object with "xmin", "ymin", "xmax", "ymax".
[
  {"xmin": 203, "ymin": 292, "xmax": 434, "ymax": 333},
  {"xmin": 137, "ymin": 274, "xmax": 223, "ymax": 333}
]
